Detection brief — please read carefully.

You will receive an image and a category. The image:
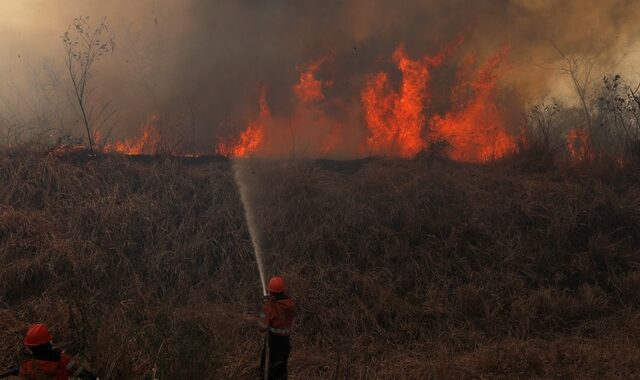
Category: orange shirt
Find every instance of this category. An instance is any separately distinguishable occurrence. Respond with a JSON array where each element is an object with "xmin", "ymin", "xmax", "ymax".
[
  {"xmin": 259, "ymin": 297, "xmax": 296, "ymax": 336},
  {"xmin": 19, "ymin": 351, "xmax": 79, "ymax": 380}
]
